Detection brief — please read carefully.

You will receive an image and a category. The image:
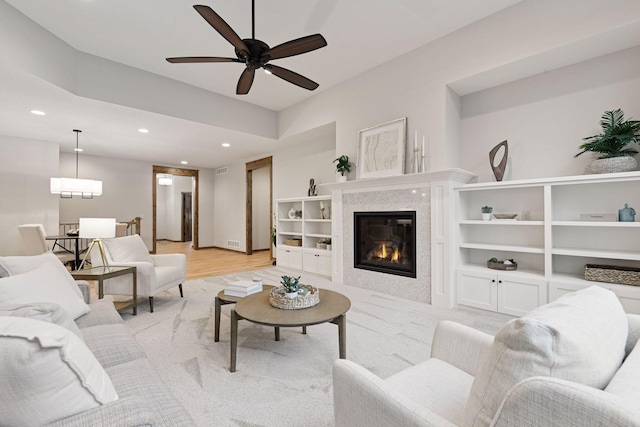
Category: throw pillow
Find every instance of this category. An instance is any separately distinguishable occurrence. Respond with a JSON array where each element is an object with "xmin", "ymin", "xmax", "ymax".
[
  {"xmin": 0, "ymin": 302, "xmax": 83, "ymax": 339},
  {"xmin": 103, "ymin": 235, "xmax": 153, "ymax": 264},
  {"xmin": 0, "ymin": 316, "xmax": 118, "ymax": 425},
  {"xmin": 464, "ymin": 285, "xmax": 628, "ymax": 427},
  {"xmin": 0, "ymin": 262, "xmax": 90, "ymax": 319},
  {"xmin": 0, "ymin": 252, "xmax": 85, "ymax": 300}
]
